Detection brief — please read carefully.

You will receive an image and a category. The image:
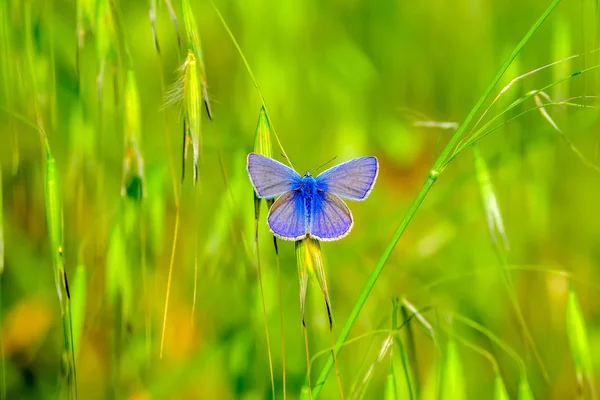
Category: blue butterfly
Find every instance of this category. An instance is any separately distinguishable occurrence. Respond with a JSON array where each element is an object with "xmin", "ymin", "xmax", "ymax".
[{"xmin": 247, "ymin": 153, "xmax": 379, "ymax": 241}]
